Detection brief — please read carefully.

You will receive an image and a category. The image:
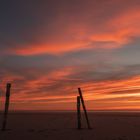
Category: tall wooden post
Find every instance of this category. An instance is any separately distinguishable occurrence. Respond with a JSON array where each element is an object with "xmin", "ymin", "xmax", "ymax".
[
  {"xmin": 77, "ymin": 96, "xmax": 81, "ymax": 129},
  {"xmin": 78, "ymin": 88, "xmax": 91, "ymax": 129},
  {"xmin": 1, "ymin": 83, "xmax": 11, "ymax": 131}
]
